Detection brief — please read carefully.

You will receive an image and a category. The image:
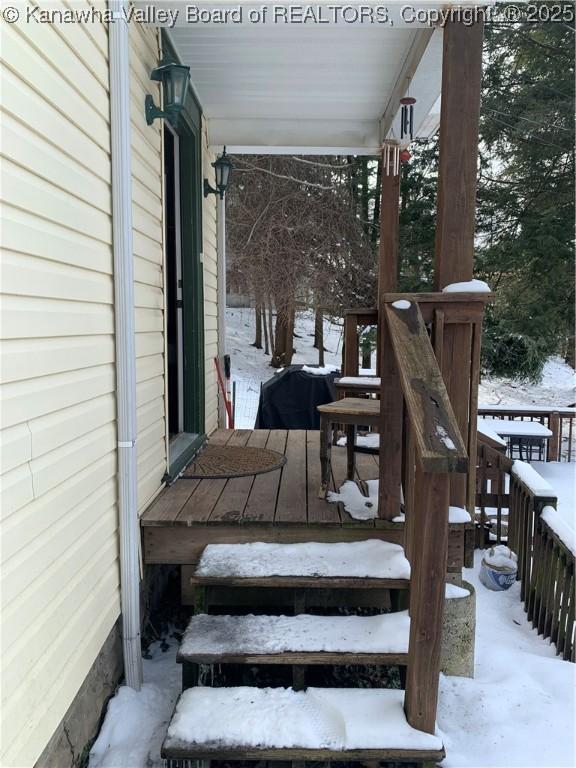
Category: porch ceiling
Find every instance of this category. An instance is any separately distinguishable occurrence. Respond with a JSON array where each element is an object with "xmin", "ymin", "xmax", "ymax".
[{"xmin": 139, "ymin": 3, "xmax": 485, "ymax": 154}]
